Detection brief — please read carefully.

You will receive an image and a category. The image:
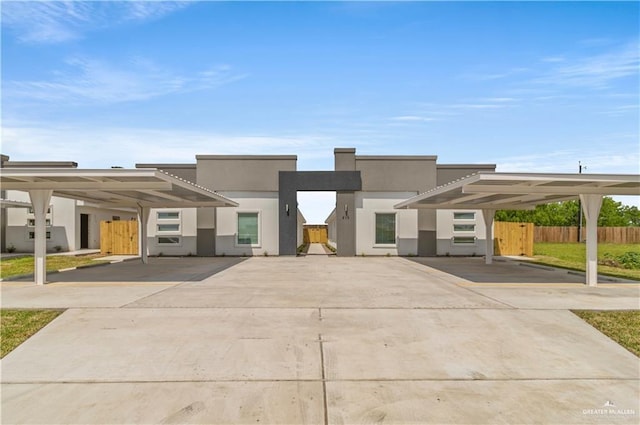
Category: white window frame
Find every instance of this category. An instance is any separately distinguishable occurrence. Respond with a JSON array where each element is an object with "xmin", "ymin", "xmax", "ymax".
[
  {"xmin": 452, "ymin": 236, "xmax": 477, "ymax": 245},
  {"xmin": 156, "ymin": 210, "xmax": 181, "ymax": 235},
  {"xmin": 157, "ymin": 236, "xmax": 182, "ymax": 246},
  {"xmin": 27, "ymin": 205, "xmax": 53, "ymax": 226},
  {"xmin": 453, "ymin": 211, "xmax": 475, "ymax": 220},
  {"xmin": 27, "ymin": 218, "xmax": 52, "ymax": 227},
  {"xmin": 28, "ymin": 206, "xmax": 52, "ymax": 215},
  {"xmin": 236, "ymin": 210, "xmax": 261, "ymax": 247},
  {"xmin": 28, "ymin": 230, "xmax": 52, "ymax": 240},
  {"xmin": 373, "ymin": 212, "xmax": 397, "ymax": 247},
  {"xmin": 453, "ymin": 223, "xmax": 475, "ymax": 232}
]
